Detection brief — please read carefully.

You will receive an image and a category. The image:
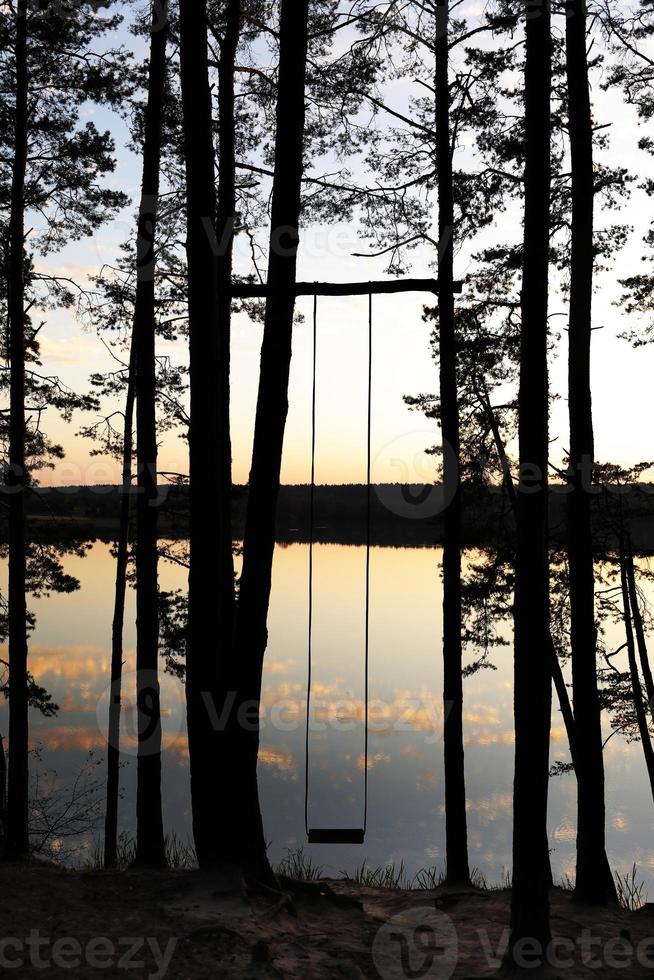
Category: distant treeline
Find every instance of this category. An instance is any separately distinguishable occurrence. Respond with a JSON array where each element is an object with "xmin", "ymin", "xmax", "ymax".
[{"xmin": 8, "ymin": 483, "xmax": 654, "ymax": 551}]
